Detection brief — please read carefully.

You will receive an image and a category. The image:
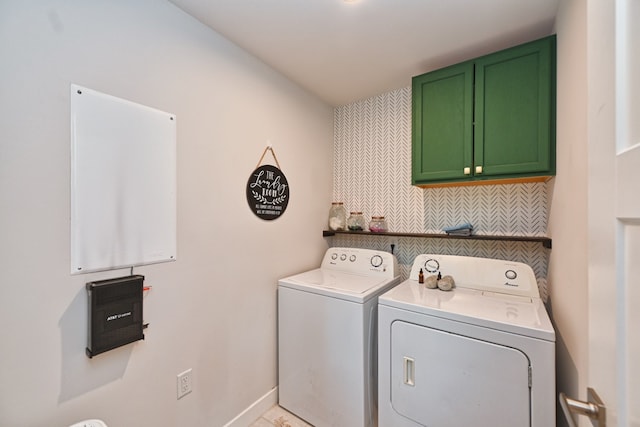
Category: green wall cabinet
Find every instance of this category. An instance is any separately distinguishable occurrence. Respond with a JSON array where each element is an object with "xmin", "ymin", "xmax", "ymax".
[{"xmin": 412, "ymin": 35, "xmax": 556, "ymax": 187}]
